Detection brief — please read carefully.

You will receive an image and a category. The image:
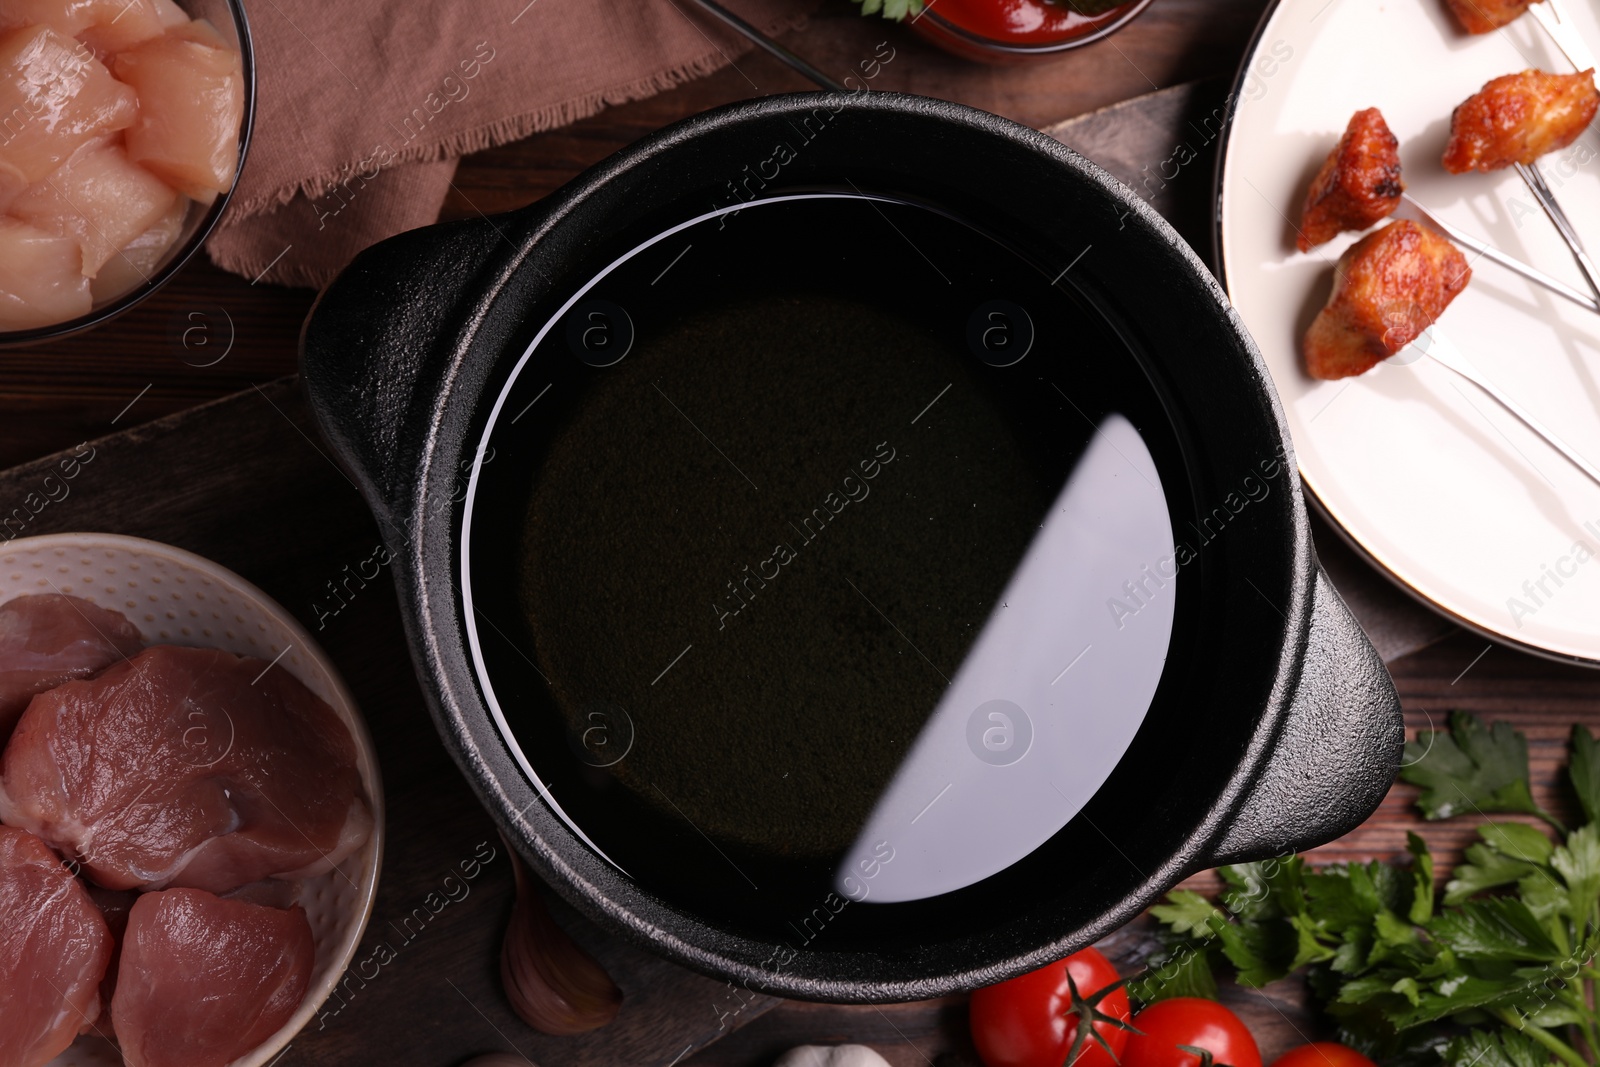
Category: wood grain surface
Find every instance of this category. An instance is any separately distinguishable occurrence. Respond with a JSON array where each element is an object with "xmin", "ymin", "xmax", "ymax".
[
  {"xmin": 0, "ymin": 0, "xmax": 1277, "ymax": 470},
  {"xmin": 2, "ymin": 4, "xmax": 1596, "ymax": 1066}
]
